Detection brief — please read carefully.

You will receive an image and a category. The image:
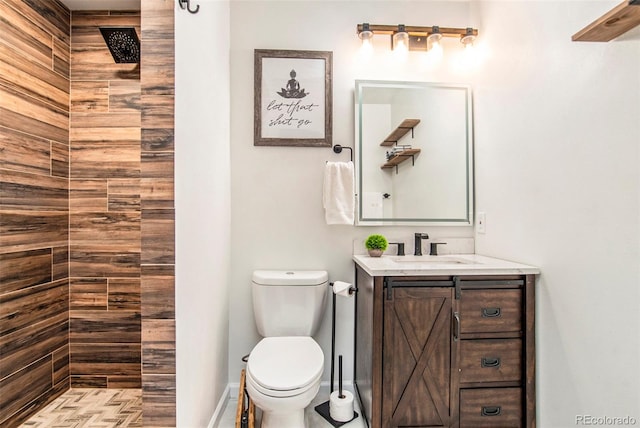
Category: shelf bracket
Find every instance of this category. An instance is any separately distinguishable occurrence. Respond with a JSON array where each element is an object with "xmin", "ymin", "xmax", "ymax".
[{"xmin": 392, "ymin": 153, "xmax": 416, "ymax": 174}]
